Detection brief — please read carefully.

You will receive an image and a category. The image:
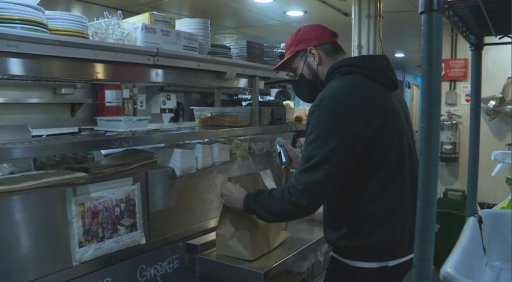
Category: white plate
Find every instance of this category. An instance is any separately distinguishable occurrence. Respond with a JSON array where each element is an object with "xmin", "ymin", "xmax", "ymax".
[
  {"xmin": 177, "ymin": 29, "xmax": 209, "ymax": 33},
  {"xmin": 0, "ymin": 5, "xmax": 45, "ymax": 17},
  {"xmin": 45, "ymin": 14, "xmax": 87, "ymax": 22},
  {"xmin": 177, "ymin": 27, "xmax": 210, "ymax": 30},
  {"xmin": 176, "ymin": 25, "xmax": 210, "ymax": 30},
  {"xmin": 47, "ymin": 21, "xmax": 88, "ymax": 30},
  {"xmin": 176, "ymin": 23, "xmax": 210, "ymax": 28},
  {"xmin": 176, "ymin": 21, "xmax": 209, "ymax": 25},
  {"xmin": 45, "ymin": 11, "xmax": 88, "ymax": 23},
  {"xmin": 0, "ymin": 23, "xmax": 48, "ymax": 33},
  {"xmin": 48, "ymin": 26, "xmax": 88, "ymax": 33},
  {"xmin": 0, "ymin": 0, "xmax": 44, "ymax": 13},
  {"xmin": 0, "ymin": 10, "xmax": 46, "ymax": 22},
  {"xmin": 47, "ymin": 20, "xmax": 88, "ymax": 29},
  {"xmin": 0, "ymin": 11, "xmax": 45, "ymax": 21},
  {"xmin": 177, "ymin": 18, "xmax": 210, "ymax": 23},
  {"xmin": 6, "ymin": 0, "xmax": 40, "ymax": 4}
]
